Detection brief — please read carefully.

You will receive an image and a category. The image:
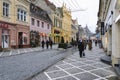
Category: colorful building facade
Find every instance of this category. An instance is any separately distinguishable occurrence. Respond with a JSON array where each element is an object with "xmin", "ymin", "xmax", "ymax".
[
  {"xmin": 61, "ymin": 4, "xmax": 72, "ymax": 43},
  {"xmin": 30, "ymin": 3, "xmax": 52, "ymax": 46},
  {"xmin": 0, "ymin": 0, "xmax": 30, "ymax": 50}
]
